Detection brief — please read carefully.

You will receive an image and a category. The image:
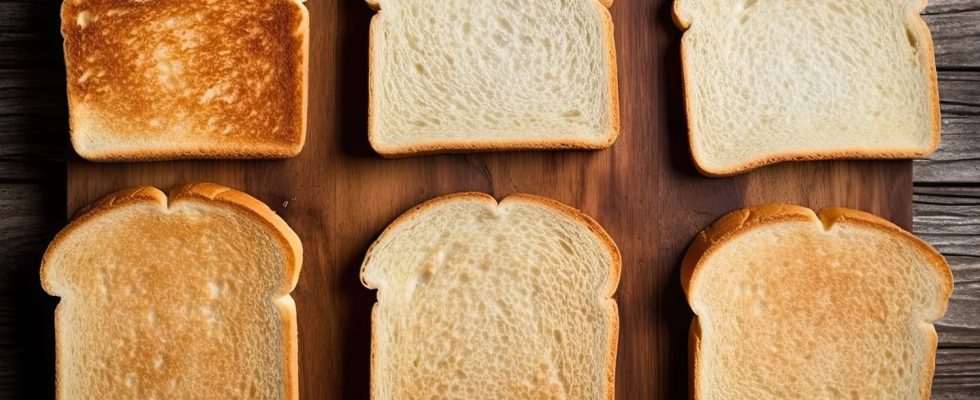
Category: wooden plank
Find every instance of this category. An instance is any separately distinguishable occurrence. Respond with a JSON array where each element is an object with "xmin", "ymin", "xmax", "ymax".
[
  {"xmin": 63, "ymin": 0, "xmax": 914, "ymax": 398},
  {"xmin": 0, "ymin": 67, "xmax": 69, "ymax": 175},
  {"xmin": 934, "ymin": 254, "xmax": 980, "ymax": 346},
  {"xmin": 914, "ymin": 118, "xmax": 980, "ymax": 183},
  {"xmin": 0, "ymin": 183, "xmax": 63, "ymax": 399},
  {"xmin": 925, "ymin": 0, "xmax": 980, "ymax": 14},
  {"xmin": 0, "ymin": 1, "xmax": 63, "ymax": 70},
  {"xmin": 914, "ymin": 71, "xmax": 980, "ymax": 183},
  {"xmin": 0, "ymin": 68, "xmax": 69, "ymax": 164},
  {"xmin": 914, "ymin": 187, "xmax": 980, "ymax": 346},
  {"xmin": 0, "ymin": 2, "xmax": 69, "ymax": 165},
  {"xmin": 938, "ymin": 71, "xmax": 980, "ymax": 119},
  {"xmin": 932, "ymin": 348, "xmax": 980, "ymax": 400},
  {"xmin": 0, "ymin": 183, "xmax": 64, "ymax": 290},
  {"xmin": 914, "ymin": 186, "xmax": 980, "ymax": 256},
  {"xmin": 924, "ymin": 4, "xmax": 980, "ymax": 69}
]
